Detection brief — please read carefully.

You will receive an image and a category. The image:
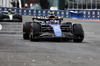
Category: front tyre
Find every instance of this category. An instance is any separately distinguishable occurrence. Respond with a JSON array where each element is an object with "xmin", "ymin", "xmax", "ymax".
[
  {"xmin": 30, "ymin": 22, "xmax": 41, "ymax": 41},
  {"xmin": 23, "ymin": 22, "xmax": 32, "ymax": 39},
  {"xmin": 73, "ymin": 24, "xmax": 84, "ymax": 42},
  {"xmin": 0, "ymin": 14, "xmax": 4, "ymax": 22}
]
